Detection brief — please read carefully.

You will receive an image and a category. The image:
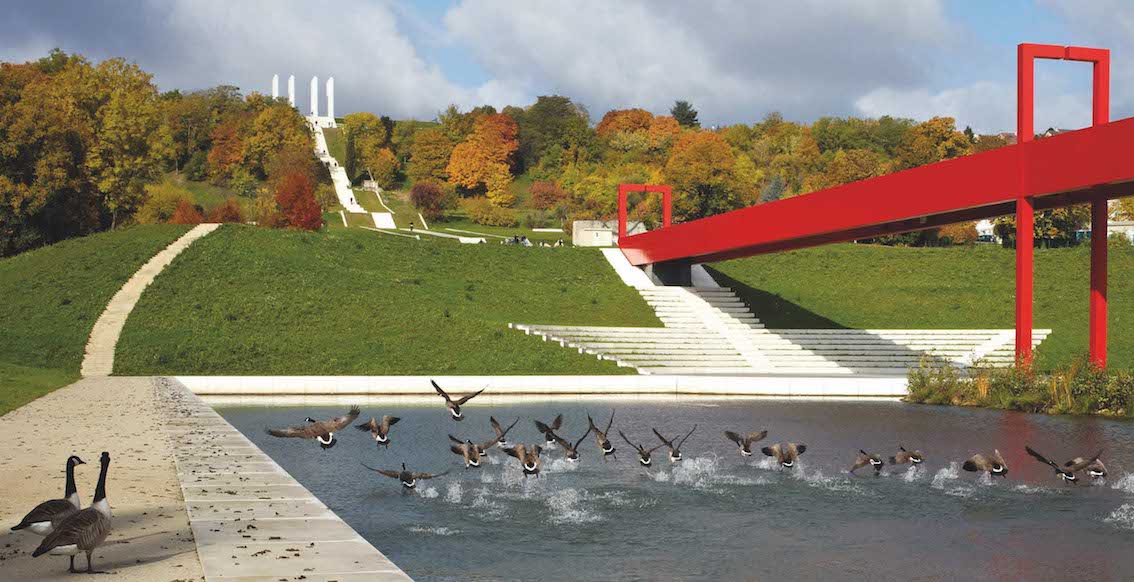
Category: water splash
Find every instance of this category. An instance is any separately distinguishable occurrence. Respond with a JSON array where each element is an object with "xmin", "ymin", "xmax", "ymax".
[
  {"xmin": 651, "ymin": 456, "xmax": 768, "ymax": 490},
  {"xmin": 445, "ymin": 481, "xmax": 463, "ymax": 504},
  {"xmin": 409, "ymin": 526, "xmax": 461, "ymax": 536},
  {"xmin": 1104, "ymin": 504, "xmax": 1134, "ymax": 530},
  {"xmin": 418, "ymin": 487, "xmax": 439, "ymax": 499},
  {"xmin": 546, "ymin": 458, "xmax": 582, "ymax": 473},
  {"xmin": 899, "ymin": 465, "xmax": 922, "ymax": 483},
  {"xmin": 931, "ymin": 462, "xmax": 973, "ymax": 498},
  {"xmin": 1111, "ymin": 473, "xmax": 1134, "ymax": 493},
  {"xmin": 544, "ymin": 488, "xmax": 602, "ymax": 524}
]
